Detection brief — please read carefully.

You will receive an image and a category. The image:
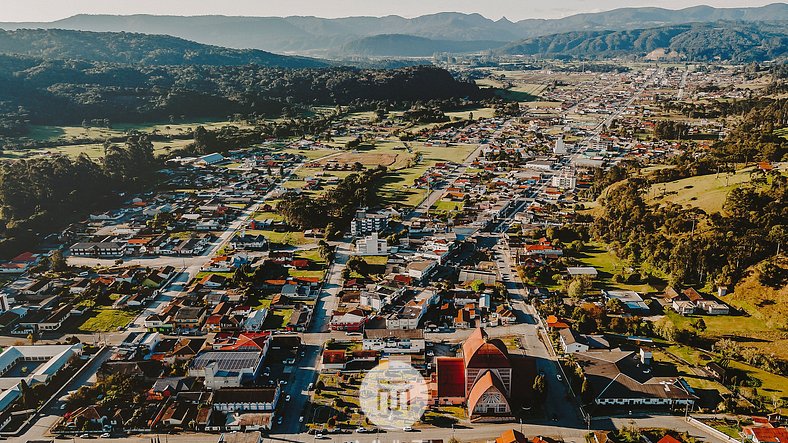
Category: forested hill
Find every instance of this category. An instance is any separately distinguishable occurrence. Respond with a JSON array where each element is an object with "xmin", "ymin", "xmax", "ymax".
[
  {"xmin": 0, "ymin": 29, "xmax": 327, "ymax": 68},
  {"xmin": 0, "ymin": 58, "xmax": 488, "ymax": 135},
  {"xmin": 342, "ymin": 34, "xmax": 504, "ymax": 57},
  {"xmin": 499, "ymin": 22, "xmax": 788, "ymax": 62}
]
